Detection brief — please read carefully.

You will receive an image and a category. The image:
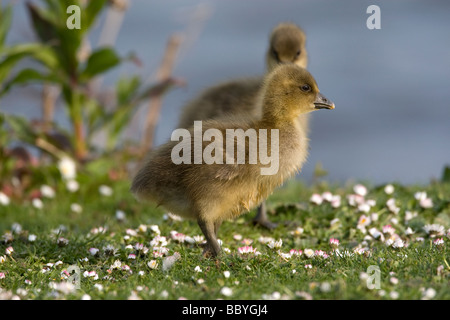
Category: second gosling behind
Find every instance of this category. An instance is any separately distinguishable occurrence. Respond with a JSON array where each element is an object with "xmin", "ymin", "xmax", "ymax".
[{"xmin": 131, "ymin": 64, "xmax": 335, "ymax": 257}]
